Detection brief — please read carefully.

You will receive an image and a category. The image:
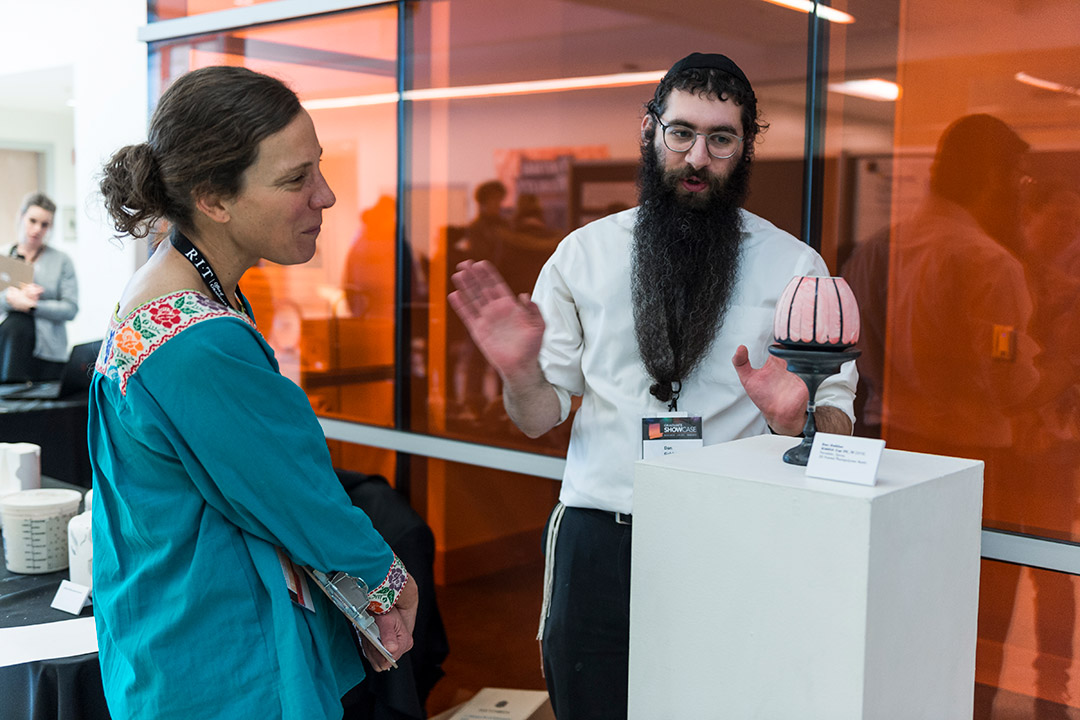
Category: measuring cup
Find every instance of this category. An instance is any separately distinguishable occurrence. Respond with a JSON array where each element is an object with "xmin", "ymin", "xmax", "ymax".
[{"xmin": 0, "ymin": 488, "xmax": 83, "ymax": 574}]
